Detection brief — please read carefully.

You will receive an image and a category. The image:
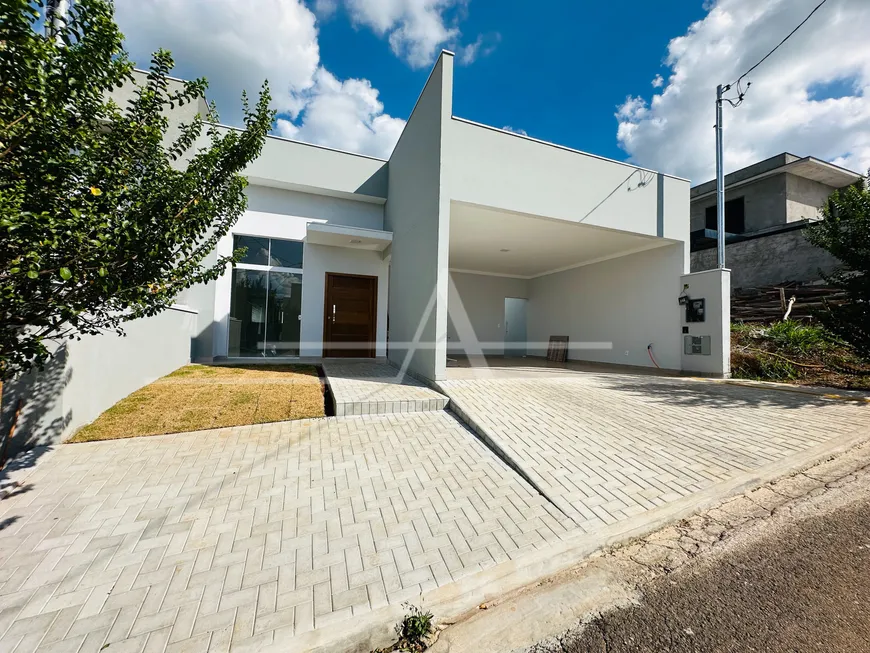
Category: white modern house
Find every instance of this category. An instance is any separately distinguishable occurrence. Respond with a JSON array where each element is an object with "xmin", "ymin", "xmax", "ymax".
[
  {"xmin": 2, "ymin": 51, "xmax": 730, "ymax": 450},
  {"xmin": 185, "ymin": 50, "xmax": 728, "ymax": 380}
]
